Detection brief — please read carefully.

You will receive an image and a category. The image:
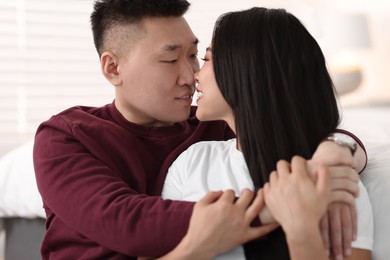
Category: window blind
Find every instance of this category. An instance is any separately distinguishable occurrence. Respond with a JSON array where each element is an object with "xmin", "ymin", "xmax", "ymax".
[{"xmin": 0, "ymin": 0, "xmax": 113, "ymax": 156}]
